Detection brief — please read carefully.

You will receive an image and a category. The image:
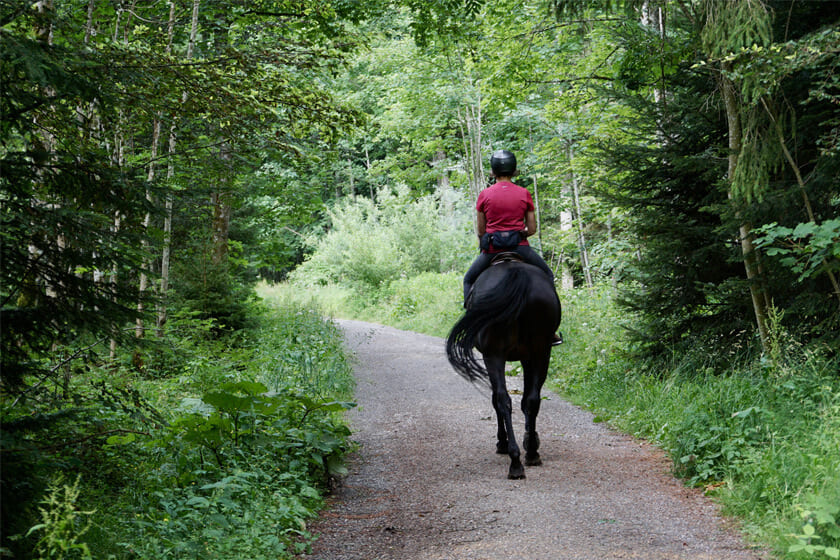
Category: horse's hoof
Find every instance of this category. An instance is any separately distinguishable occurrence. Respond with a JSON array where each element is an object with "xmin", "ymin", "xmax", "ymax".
[
  {"xmin": 525, "ymin": 455, "xmax": 542, "ymax": 467},
  {"xmin": 508, "ymin": 460, "xmax": 525, "ymax": 479}
]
